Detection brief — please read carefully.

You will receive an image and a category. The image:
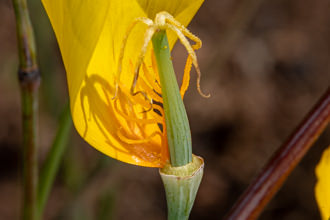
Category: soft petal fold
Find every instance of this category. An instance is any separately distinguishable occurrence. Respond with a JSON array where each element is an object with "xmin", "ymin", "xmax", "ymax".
[
  {"xmin": 42, "ymin": 0, "xmax": 204, "ymax": 167},
  {"xmin": 315, "ymin": 146, "xmax": 330, "ymax": 220},
  {"xmin": 41, "ymin": 0, "xmax": 110, "ymax": 102}
]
